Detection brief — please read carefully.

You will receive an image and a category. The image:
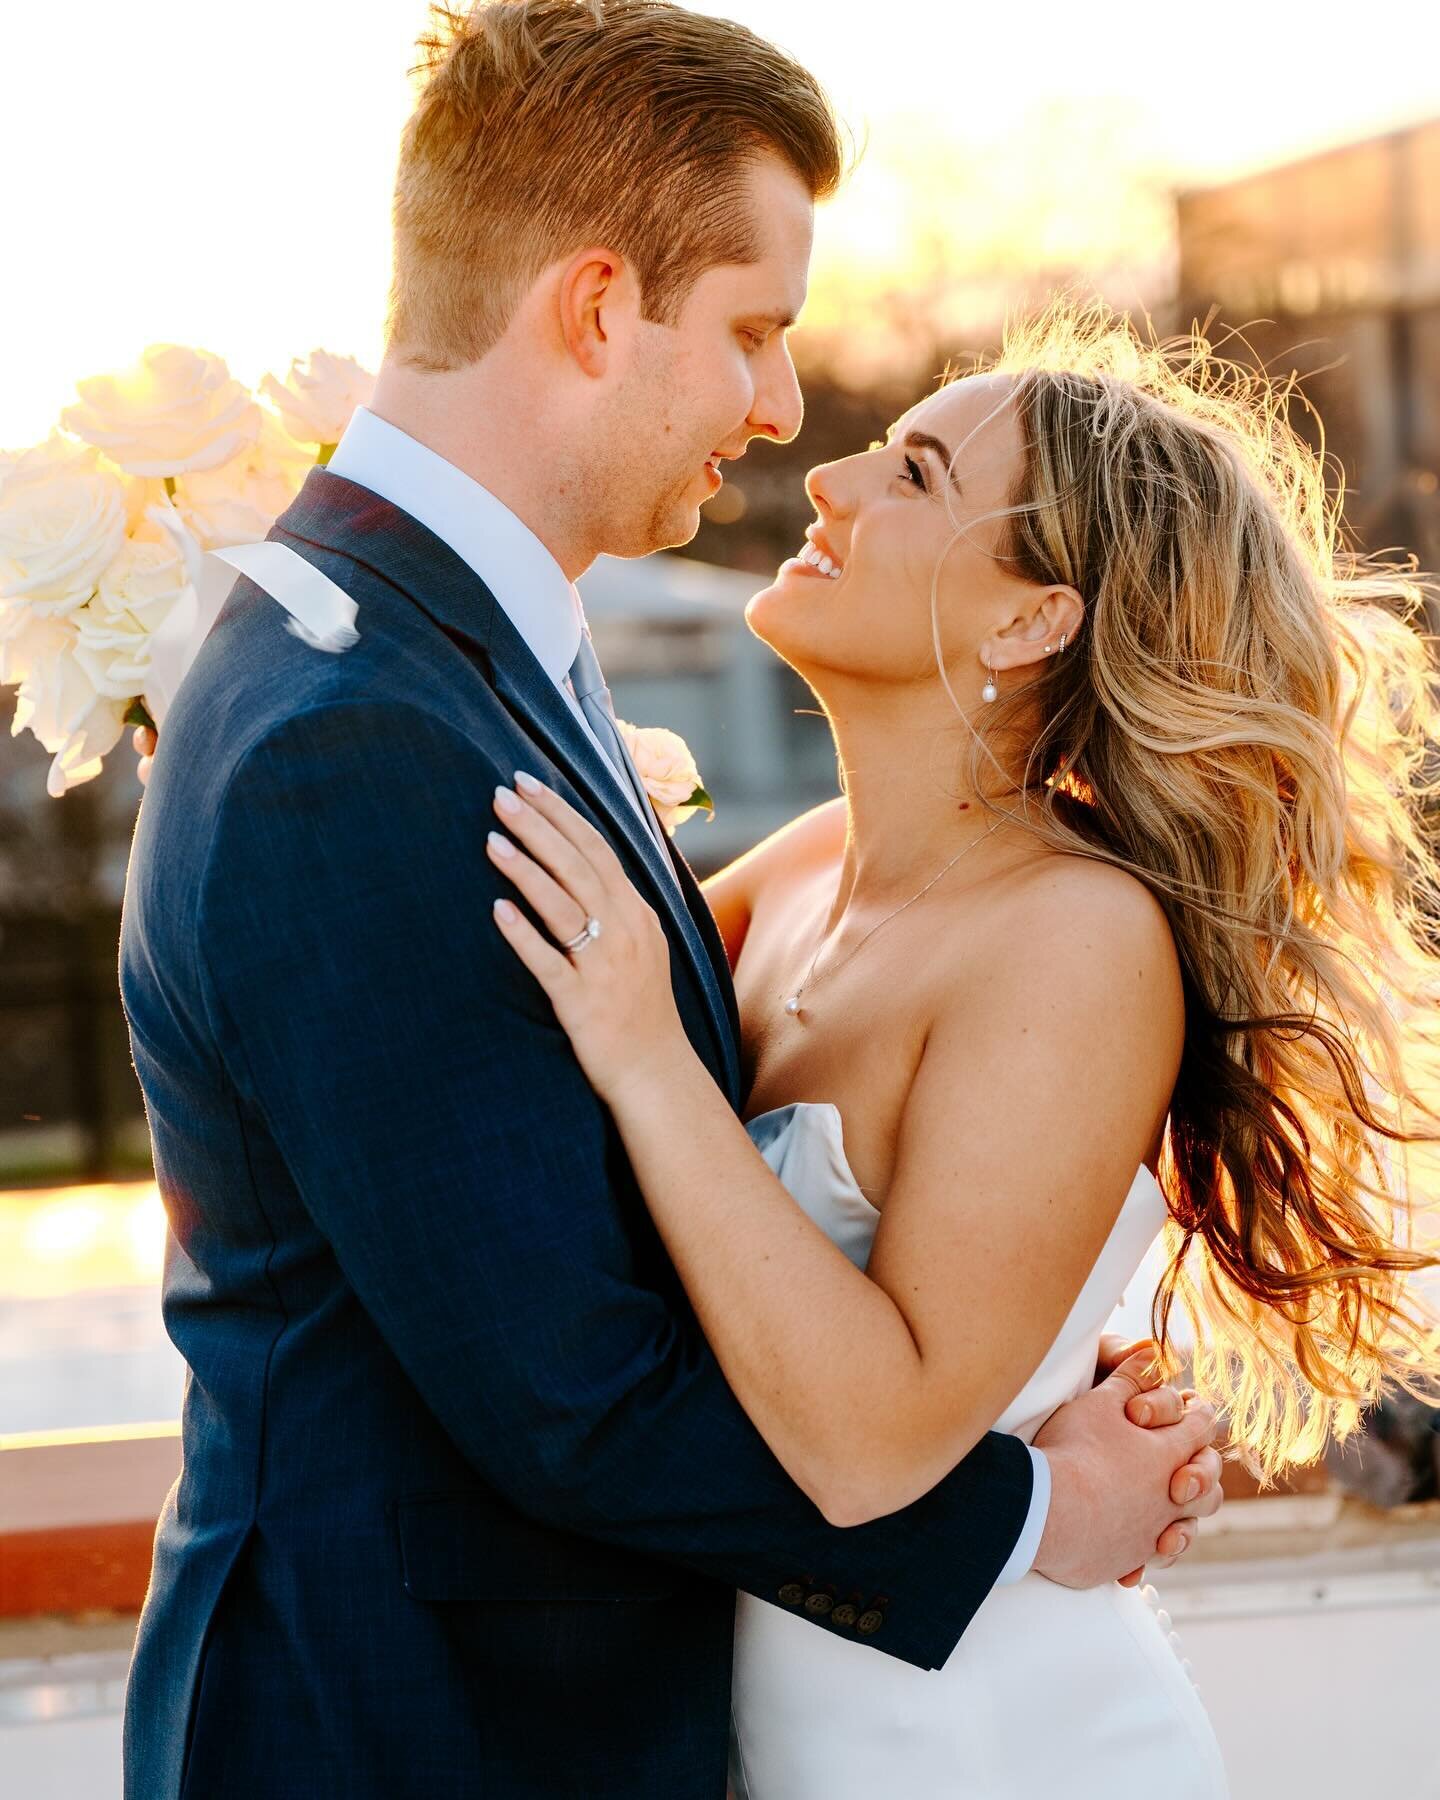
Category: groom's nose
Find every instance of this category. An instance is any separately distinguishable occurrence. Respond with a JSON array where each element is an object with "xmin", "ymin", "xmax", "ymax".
[{"xmin": 748, "ymin": 340, "xmax": 804, "ymax": 446}]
